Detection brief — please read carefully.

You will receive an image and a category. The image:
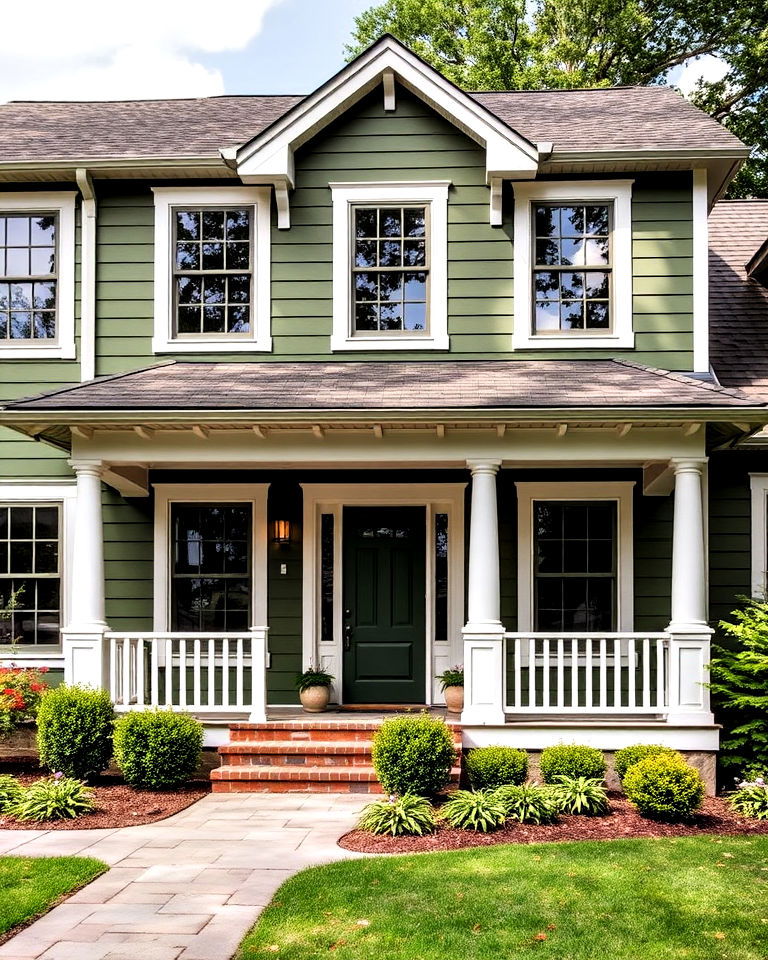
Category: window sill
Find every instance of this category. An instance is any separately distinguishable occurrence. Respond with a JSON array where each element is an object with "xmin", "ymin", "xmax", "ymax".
[
  {"xmin": 0, "ymin": 647, "xmax": 63, "ymax": 661},
  {"xmin": 152, "ymin": 336, "xmax": 273, "ymax": 354},
  {"xmin": 513, "ymin": 332, "xmax": 635, "ymax": 350},
  {"xmin": 331, "ymin": 334, "xmax": 450, "ymax": 352},
  {"xmin": 0, "ymin": 343, "xmax": 76, "ymax": 360}
]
